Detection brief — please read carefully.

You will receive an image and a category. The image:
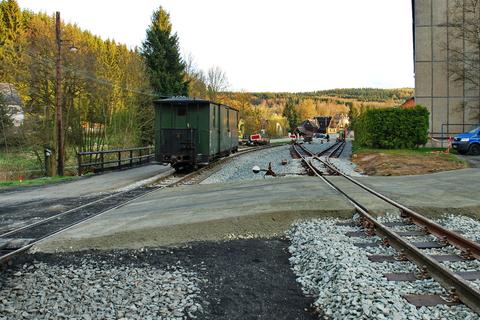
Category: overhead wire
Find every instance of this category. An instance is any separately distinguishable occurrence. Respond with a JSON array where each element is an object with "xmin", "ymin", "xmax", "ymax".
[{"xmin": 2, "ymin": 45, "xmax": 185, "ymax": 98}]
